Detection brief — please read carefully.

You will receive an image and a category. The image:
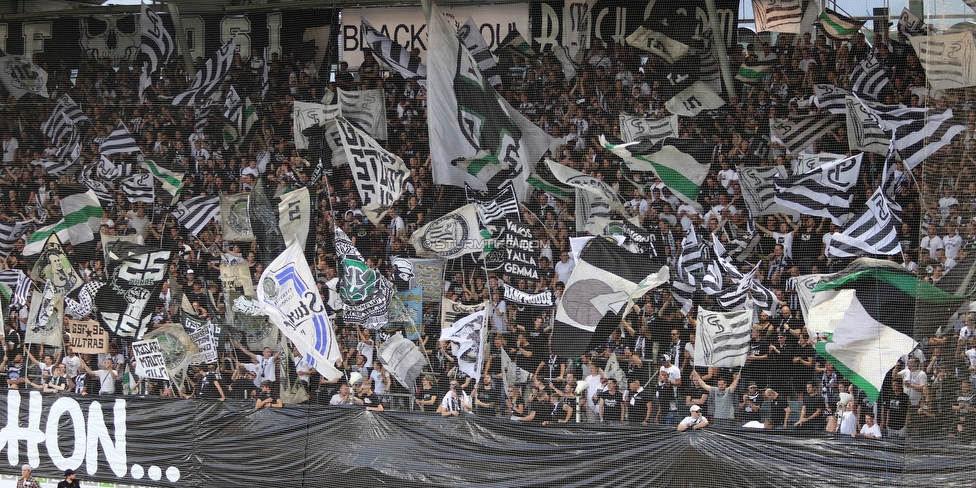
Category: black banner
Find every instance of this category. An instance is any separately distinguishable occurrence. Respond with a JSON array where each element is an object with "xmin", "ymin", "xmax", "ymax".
[
  {"xmin": 0, "ymin": 390, "xmax": 972, "ymax": 487},
  {"xmin": 0, "ymin": 9, "xmax": 335, "ymax": 77}
]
